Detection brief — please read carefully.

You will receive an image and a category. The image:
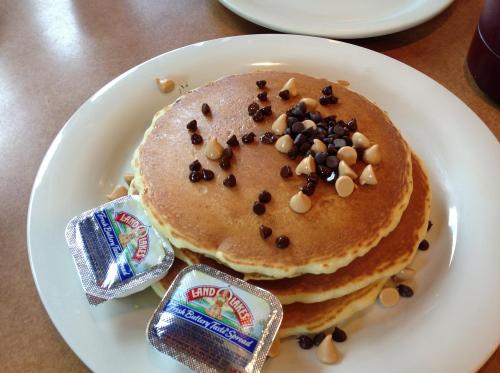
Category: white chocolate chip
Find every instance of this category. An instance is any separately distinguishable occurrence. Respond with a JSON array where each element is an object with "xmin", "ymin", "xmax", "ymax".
[
  {"xmin": 311, "ymin": 139, "xmax": 327, "ymax": 153},
  {"xmin": 338, "ymin": 160, "xmax": 357, "ymax": 179},
  {"xmin": 302, "ymin": 119, "xmax": 317, "ymax": 130},
  {"xmin": 379, "ymin": 287, "xmax": 400, "ymax": 307},
  {"xmin": 335, "ymin": 176, "xmax": 355, "ymax": 197},
  {"xmin": 106, "ymin": 185, "xmax": 128, "ymax": 201},
  {"xmin": 271, "ymin": 113, "xmax": 287, "ymax": 135},
  {"xmin": 295, "ymin": 155, "xmax": 316, "ymax": 176},
  {"xmin": 275, "ymin": 134, "xmax": 294, "ymax": 154},
  {"xmin": 363, "ymin": 144, "xmax": 381, "ymax": 165},
  {"xmin": 359, "ymin": 164, "xmax": 378, "ymax": 185},
  {"xmin": 205, "ymin": 137, "xmax": 224, "ymax": 160},
  {"xmin": 299, "ymin": 97, "xmax": 319, "ymax": 112},
  {"xmin": 289, "ymin": 191, "xmax": 312, "ymax": 214},
  {"xmin": 393, "ymin": 268, "xmax": 416, "ymax": 282},
  {"xmin": 336, "ymin": 146, "xmax": 357, "ymax": 166},
  {"xmin": 280, "ymin": 77, "xmax": 298, "ymax": 97},
  {"xmin": 352, "ymin": 132, "xmax": 370, "ymax": 149},
  {"xmin": 123, "ymin": 174, "xmax": 134, "ymax": 185},
  {"xmin": 155, "ymin": 78, "xmax": 175, "ymax": 93},
  {"xmin": 316, "ymin": 334, "xmax": 341, "ymax": 364},
  {"xmin": 268, "ymin": 338, "xmax": 281, "ymax": 358}
]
